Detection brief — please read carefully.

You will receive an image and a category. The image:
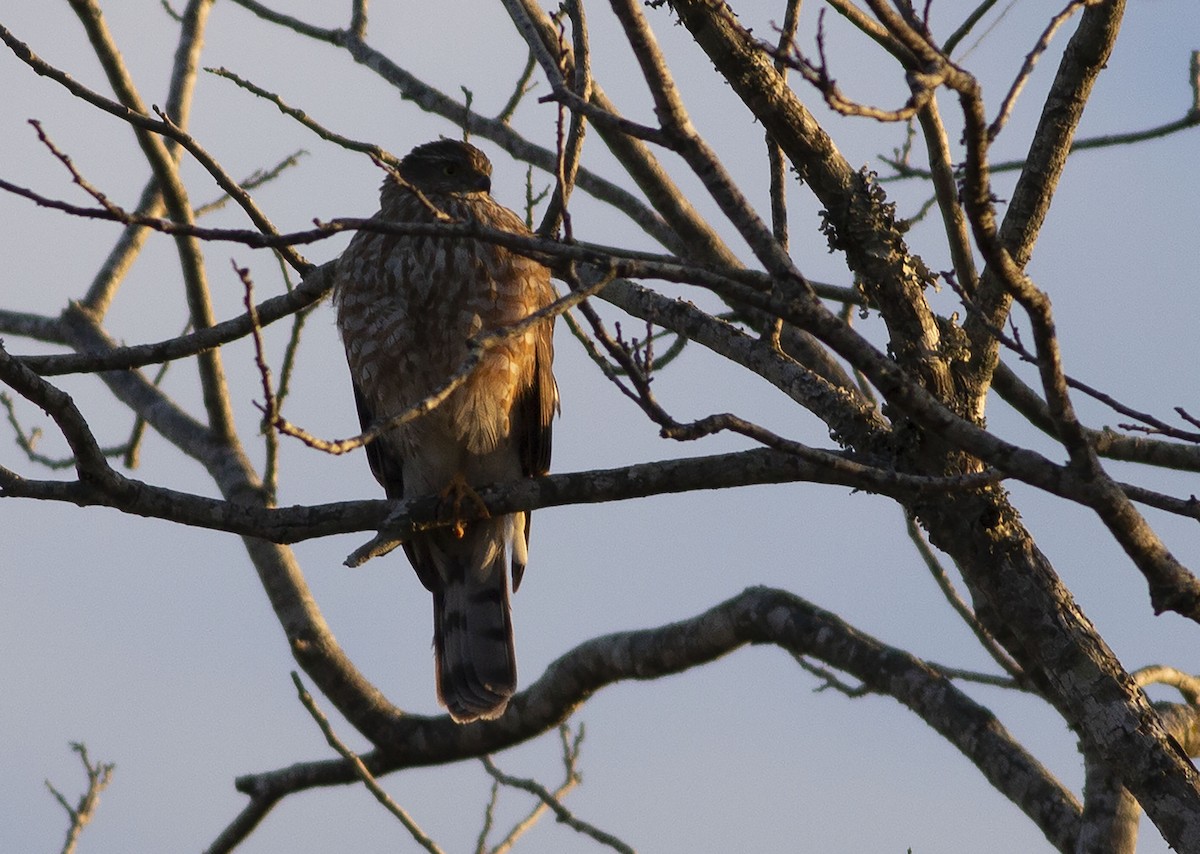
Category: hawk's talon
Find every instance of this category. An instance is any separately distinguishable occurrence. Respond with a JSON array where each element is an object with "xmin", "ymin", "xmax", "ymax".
[{"xmin": 440, "ymin": 475, "xmax": 489, "ymax": 539}]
